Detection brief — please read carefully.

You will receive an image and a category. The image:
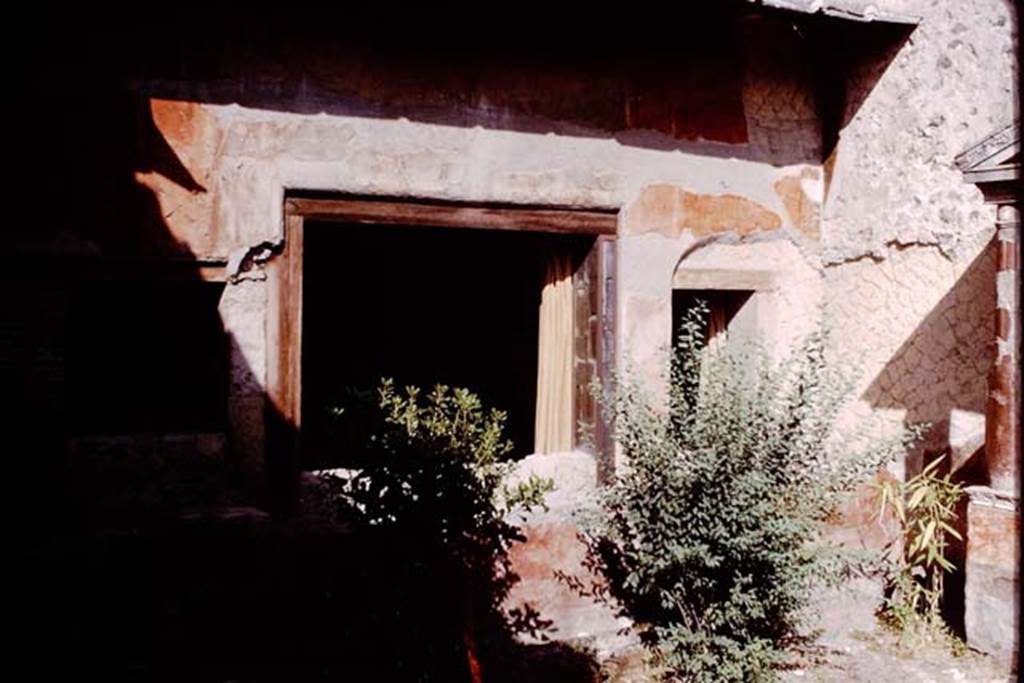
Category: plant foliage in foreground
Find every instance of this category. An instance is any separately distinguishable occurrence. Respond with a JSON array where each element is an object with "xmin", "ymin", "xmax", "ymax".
[
  {"xmin": 319, "ymin": 380, "xmax": 553, "ymax": 678},
  {"xmin": 874, "ymin": 454, "xmax": 964, "ymax": 650},
  {"xmin": 587, "ymin": 302, "xmax": 919, "ymax": 682}
]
